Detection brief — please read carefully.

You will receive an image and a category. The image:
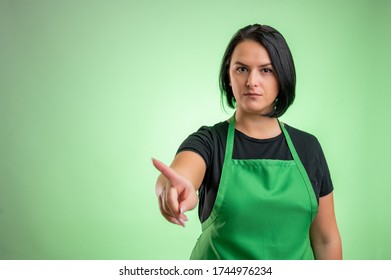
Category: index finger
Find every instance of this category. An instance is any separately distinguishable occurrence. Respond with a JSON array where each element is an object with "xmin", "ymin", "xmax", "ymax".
[{"xmin": 151, "ymin": 158, "xmax": 179, "ymax": 183}]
